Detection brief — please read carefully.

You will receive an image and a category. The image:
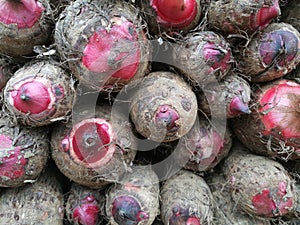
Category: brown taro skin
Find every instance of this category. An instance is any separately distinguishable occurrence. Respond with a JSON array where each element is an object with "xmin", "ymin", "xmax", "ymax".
[
  {"xmin": 3, "ymin": 60, "xmax": 75, "ymax": 127},
  {"xmin": 173, "ymin": 31, "xmax": 233, "ymax": 86},
  {"xmin": 54, "ymin": 0, "xmax": 150, "ymax": 92},
  {"xmin": 222, "ymin": 146, "xmax": 296, "ymax": 219},
  {"xmin": 231, "ymin": 79, "xmax": 300, "ymax": 161},
  {"xmin": 237, "ymin": 23, "xmax": 300, "ymax": 83},
  {"xmin": 160, "ymin": 169, "xmax": 214, "ymax": 225},
  {"xmin": 281, "ymin": 0, "xmax": 300, "ymax": 32},
  {"xmin": 129, "ymin": 71, "xmax": 198, "ymax": 143},
  {"xmin": 0, "ymin": 111, "xmax": 49, "ymax": 188},
  {"xmin": 207, "ymin": 171, "xmax": 271, "ymax": 225},
  {"xmin": 207, "ymin": 0, "xmax": 281, "ymax": 35},
  {"xmin": 51, "ymin": 105, "xmax": 137, "ymax": 189},
  {"xmin": 106, "ymin": 167, "xmax": 160, "ymax": 225},
  {"xmin": 0, "ymin": 0, "xmax": 53, "ymax": 57},
  {"xmin": 0, "ymin": 171, "xmax": 64, "ymax": 225},
  {"xmin": 175, "ymin": 117, "xmax": 232, "ymax": 172}
]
